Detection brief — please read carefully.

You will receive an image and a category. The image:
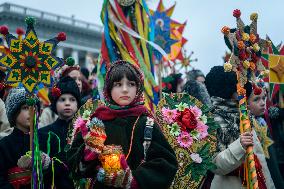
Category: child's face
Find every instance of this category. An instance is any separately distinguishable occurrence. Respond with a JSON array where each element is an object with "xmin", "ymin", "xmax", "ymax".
[
  {"xmin": 16, "ymin": 104, "xmax": 31, "ymax": 132},
  {"xmin": 248, "ymin": 90, "xmax": 266, "ymax": 117},
  {"xmin": 56, "ymin": 94, "xmax": 78, "ymax": 121},
  {"xmin": 111, "ymin": 76, "xmax": 137, "ymax": 106},
  {"xmin": 196, "ymin": 76, "xmax": 205, "ymax": 84},
  {"xmin": 68, "ymin": 70, "xmax": 82, "ymax": 92}
]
